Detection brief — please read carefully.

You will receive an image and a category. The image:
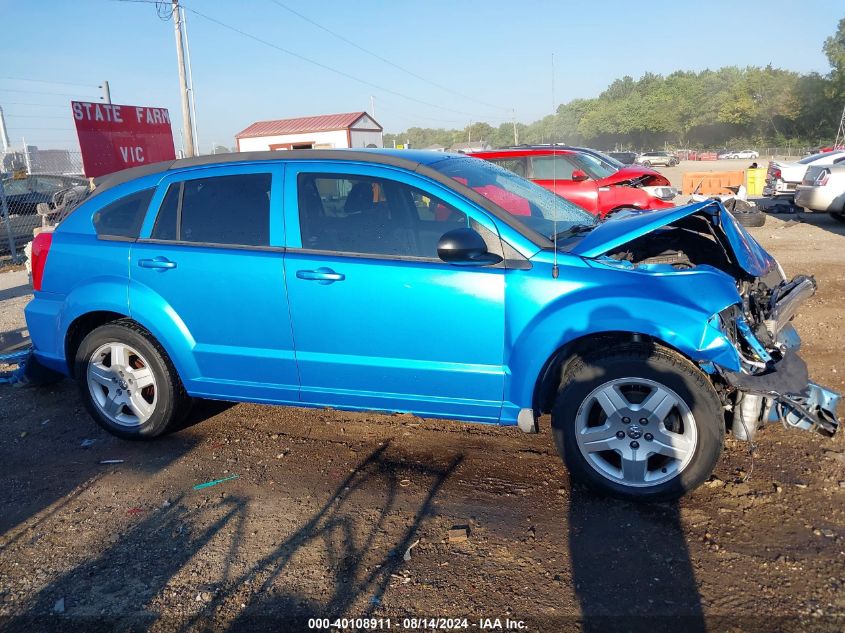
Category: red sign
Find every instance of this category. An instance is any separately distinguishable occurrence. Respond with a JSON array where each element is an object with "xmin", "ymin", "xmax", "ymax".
[{"xmin": 71, "ymin": 101, "xmax": 176, "ymax": 178}]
